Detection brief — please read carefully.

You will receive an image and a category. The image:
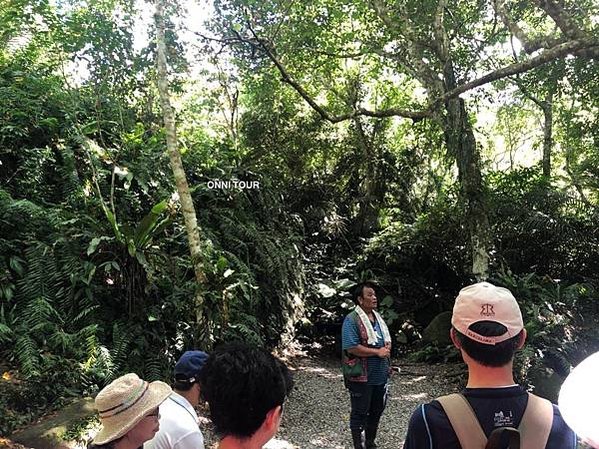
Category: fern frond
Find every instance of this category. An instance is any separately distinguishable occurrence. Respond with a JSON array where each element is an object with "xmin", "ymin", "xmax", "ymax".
[
  {"xmin": 15, "ymin": 335, "xmax": 40, "ymax": 378},
  {"xmin": 143, "ymin": 354, "xmax": 165, "ymax": 381},
  {"xmin": 110, "ymin": 321, "xmax": 134, "ymax": 372},
  {"xmin": 0, "ymin": 322, "xmax": 13, "ymax": 342}
]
